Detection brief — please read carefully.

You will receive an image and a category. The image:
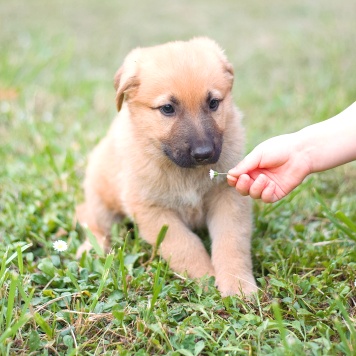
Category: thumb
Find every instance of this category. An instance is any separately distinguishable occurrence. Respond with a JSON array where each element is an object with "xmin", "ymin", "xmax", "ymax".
[{"xmin": 228, "ymin": 148, "xmax": 262, "ymax": 177}]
